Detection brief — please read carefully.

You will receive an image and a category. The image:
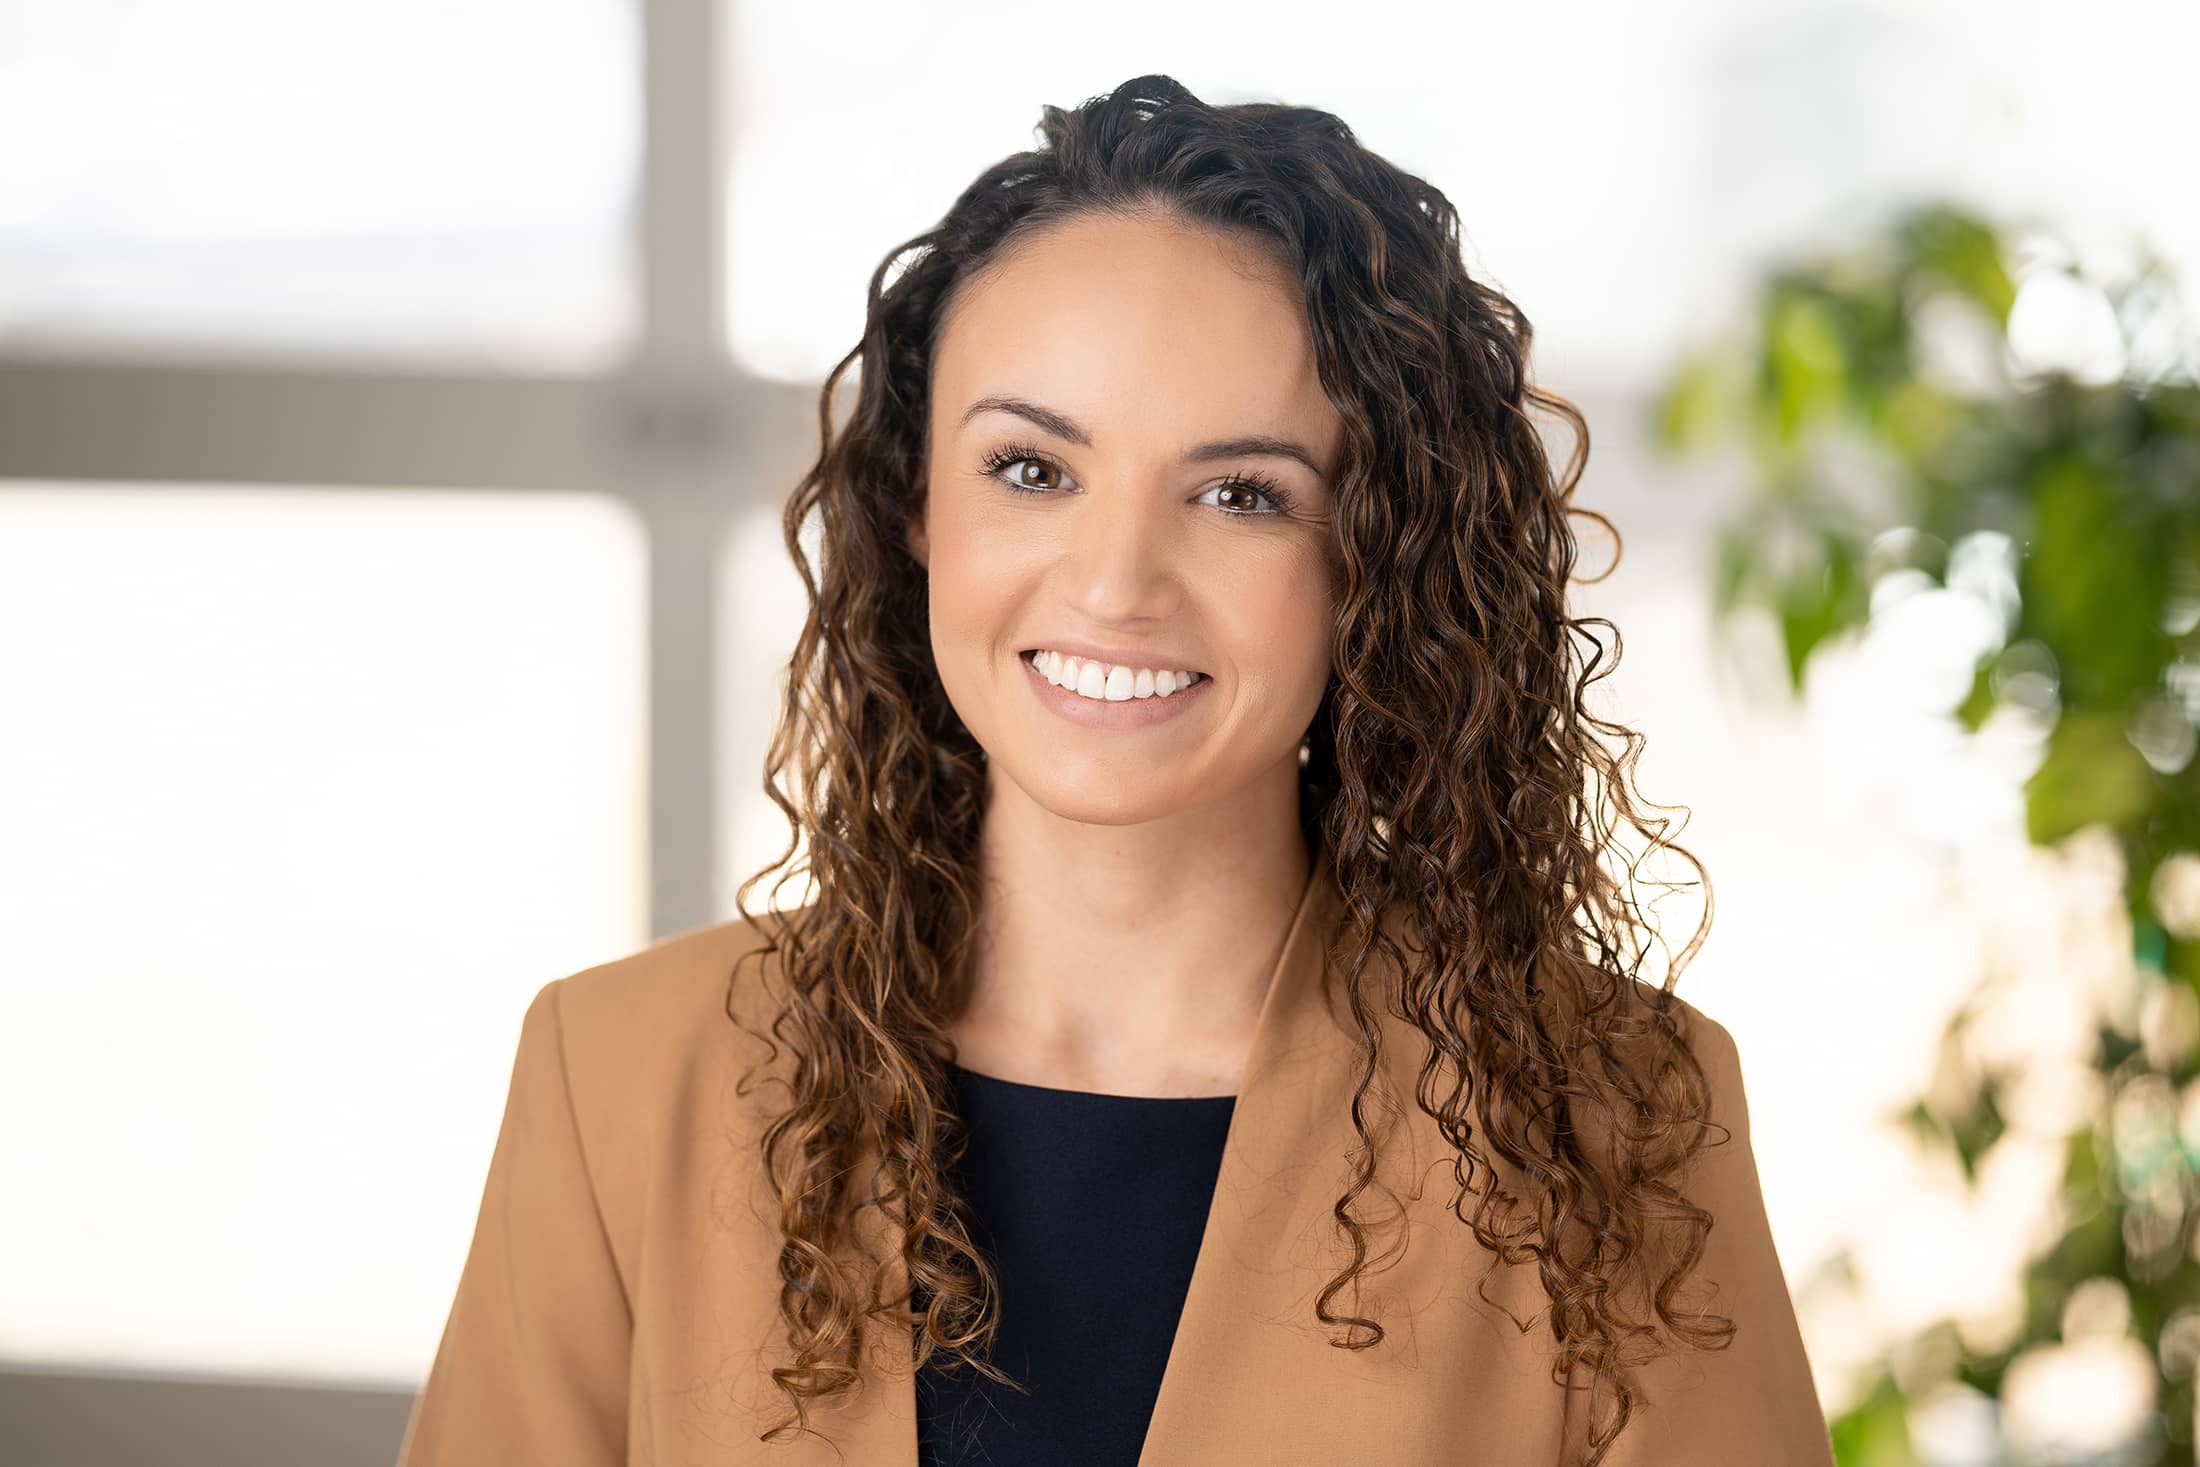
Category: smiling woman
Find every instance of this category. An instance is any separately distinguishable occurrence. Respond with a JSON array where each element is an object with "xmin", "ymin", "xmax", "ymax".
[
  {"xmin": 909, "ymin": 211, "xmax": 1341, "ymax": 841},
  {"xmin": 399, "ymin": 73, "xmax": 1837, "ymax": 1467}
]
